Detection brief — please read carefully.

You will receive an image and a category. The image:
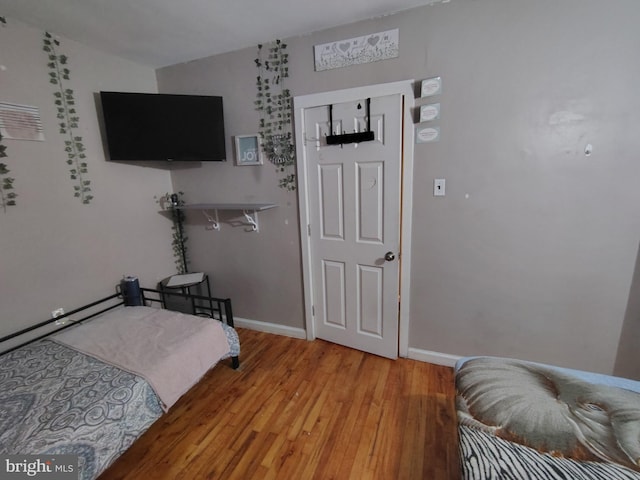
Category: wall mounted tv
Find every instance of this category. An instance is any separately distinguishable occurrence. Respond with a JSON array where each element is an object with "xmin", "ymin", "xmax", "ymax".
[{"xmin": 99, "ymin": 91, "xmax": 226, "ymax": 161}]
